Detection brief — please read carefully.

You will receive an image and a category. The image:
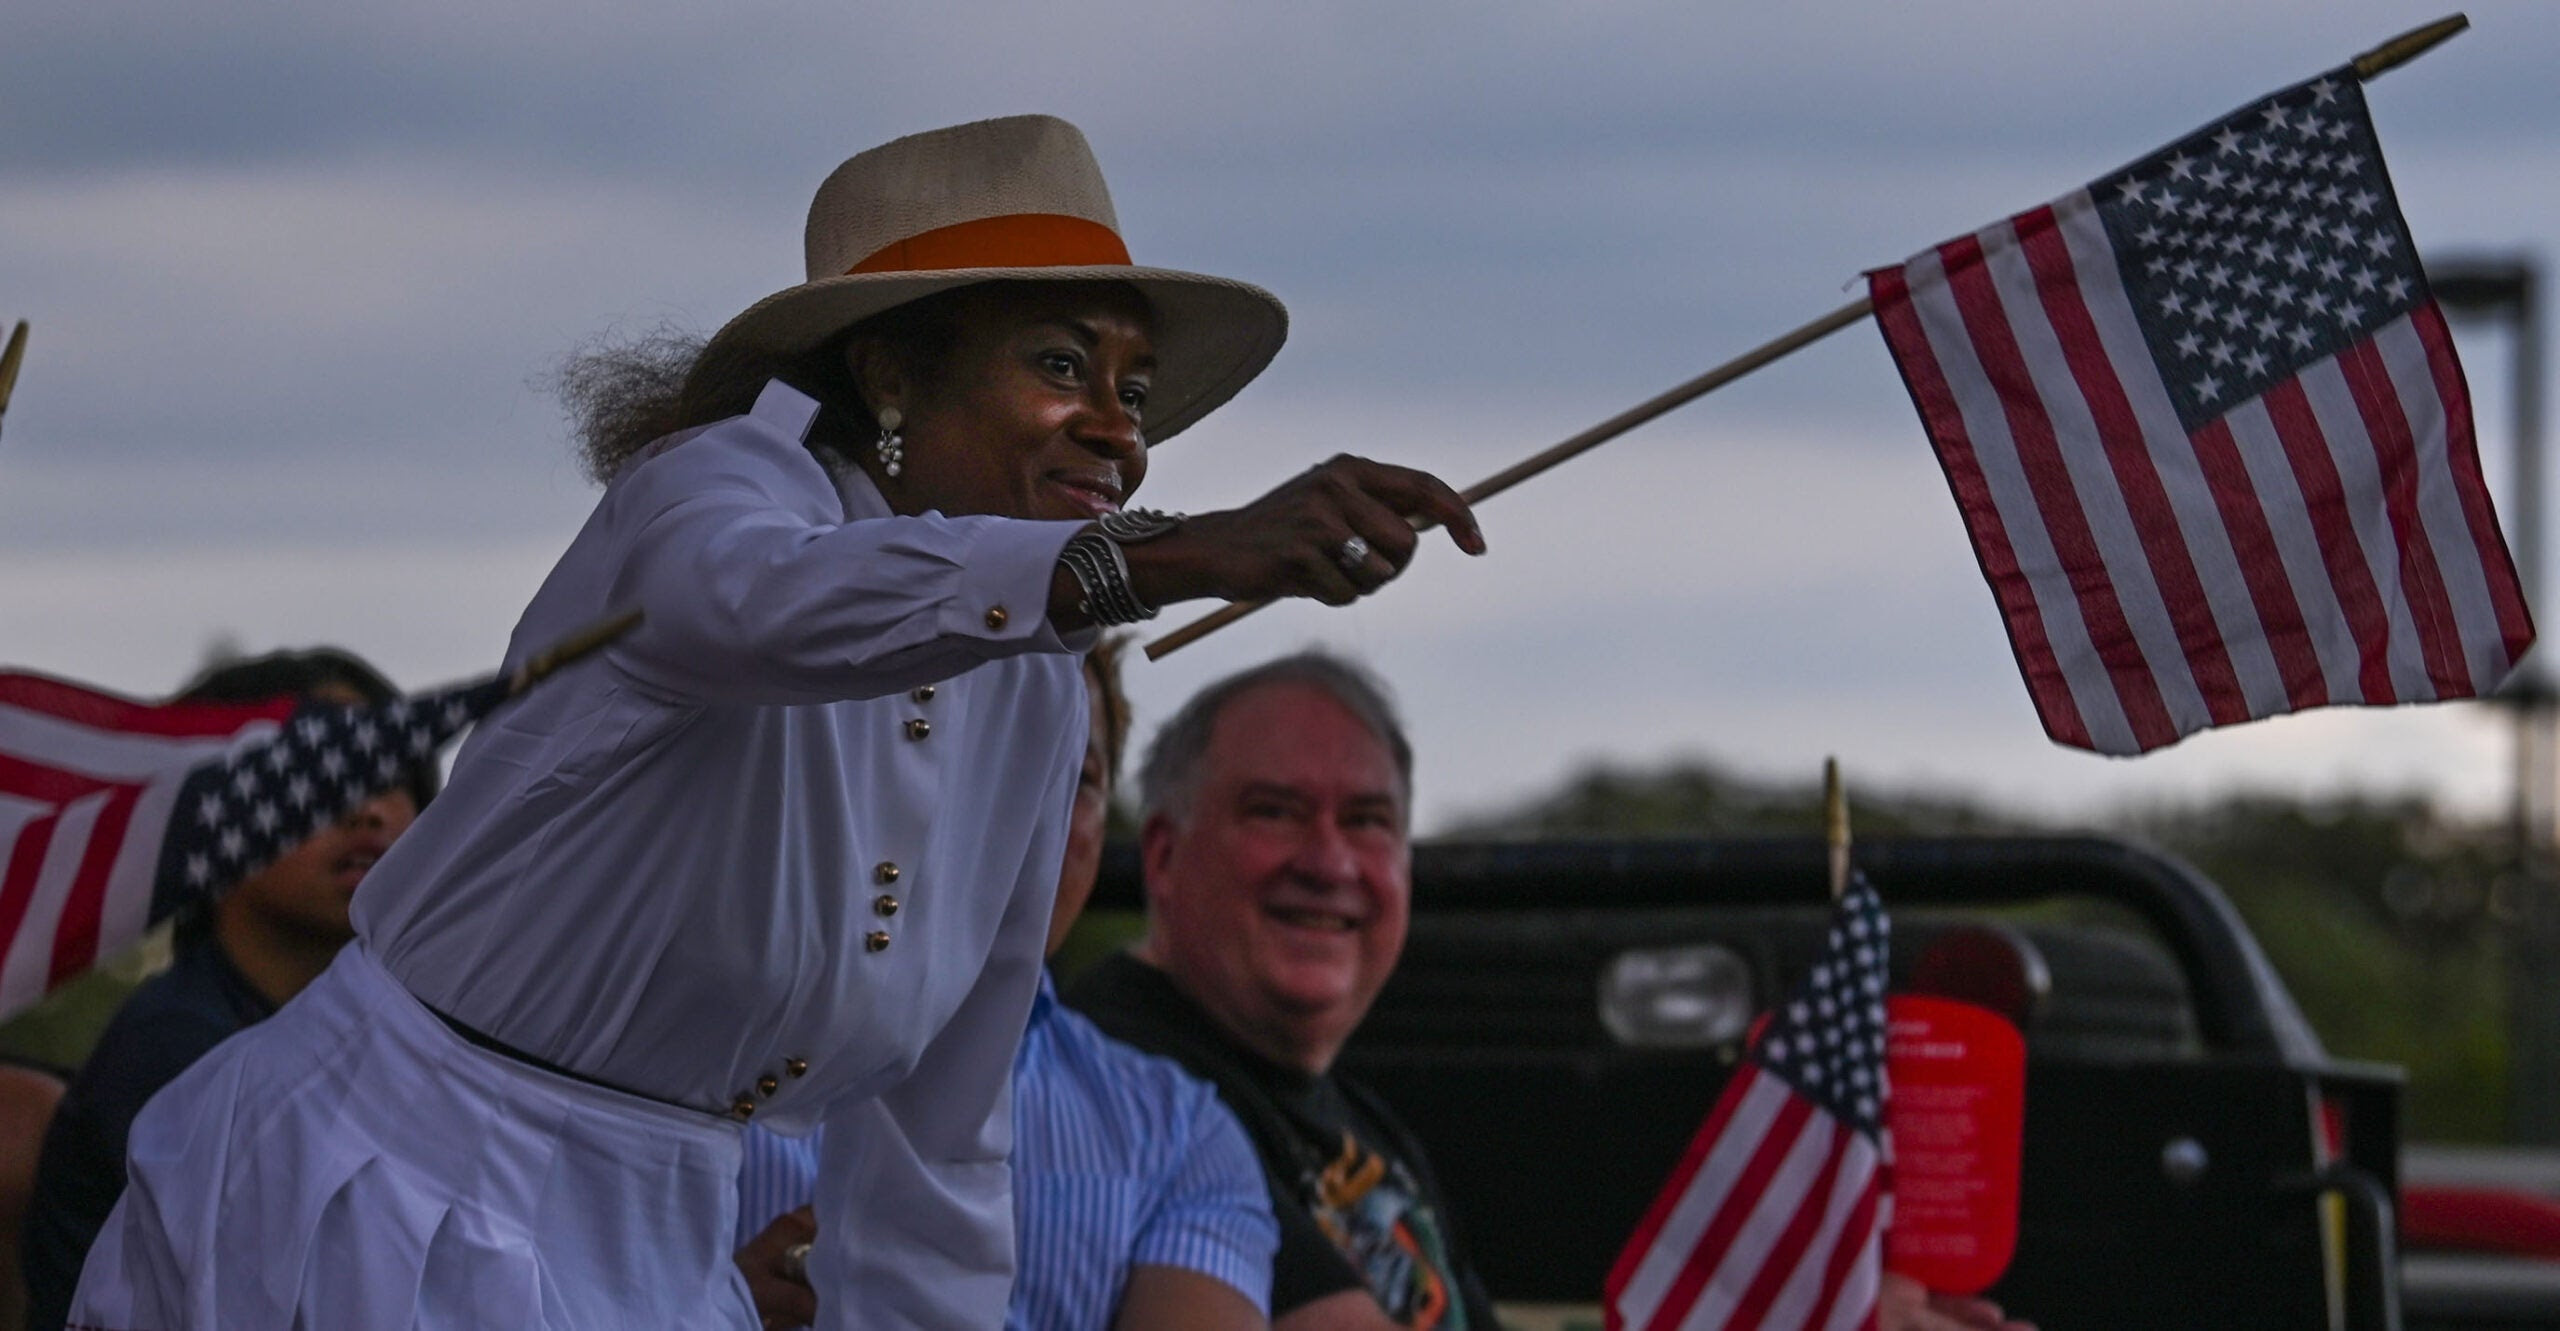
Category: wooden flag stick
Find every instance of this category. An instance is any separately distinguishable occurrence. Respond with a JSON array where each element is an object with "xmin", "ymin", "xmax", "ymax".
[
  {"xmin": 2353, "ymin": 14, "xmax": 2467, "ymax": 81},
  {"xmin": 1824, "ymin": 756, "xmax": 1850, "ymax": 902},
  {"xmin": 1145, "ymin": 294, "xmax": 1875, "ymax": 659},
  {"xmin": 508, "ymin": 609, "xmax": 644, "ymax": 695}
]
